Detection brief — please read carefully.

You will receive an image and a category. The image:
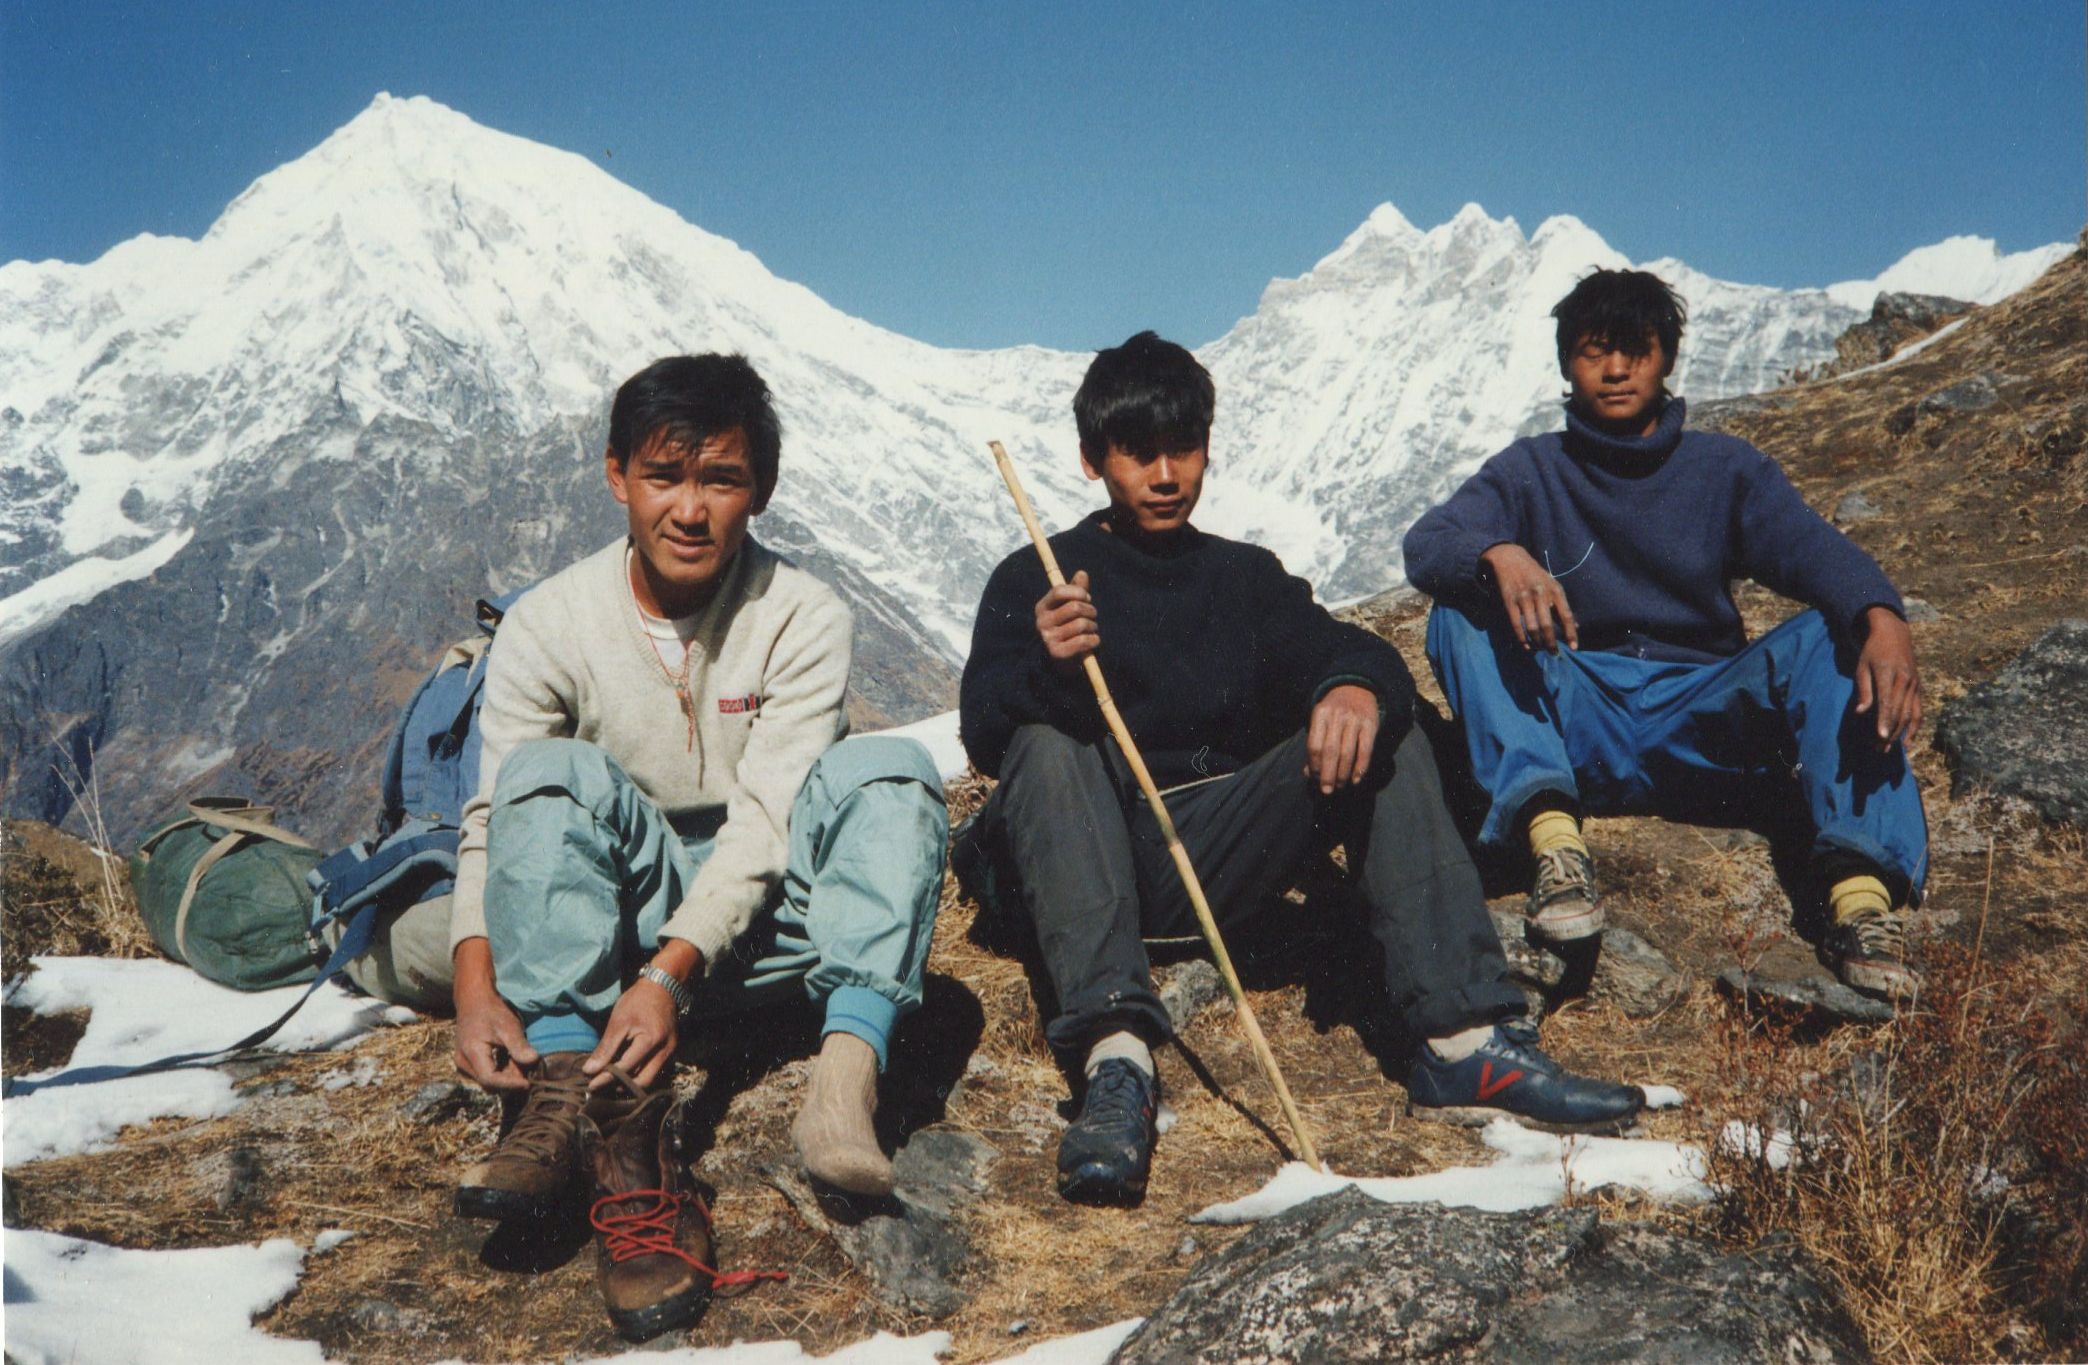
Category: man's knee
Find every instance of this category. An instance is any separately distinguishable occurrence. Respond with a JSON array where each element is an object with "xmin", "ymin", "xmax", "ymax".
[
  {"xmin": 1000, "ymin": 724, "xmax": 1105, "ymax": 791},
  {"xmin": 809, "ymin": 734, "xmax": 946, "ymax": 802},
  {"xmin": 491, "ymin": 737, "xmax": 623, "ymax": 806},
  {"xmin": 1425, "ymin": 601, "xmax": 1489, "ymax": 661}
]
